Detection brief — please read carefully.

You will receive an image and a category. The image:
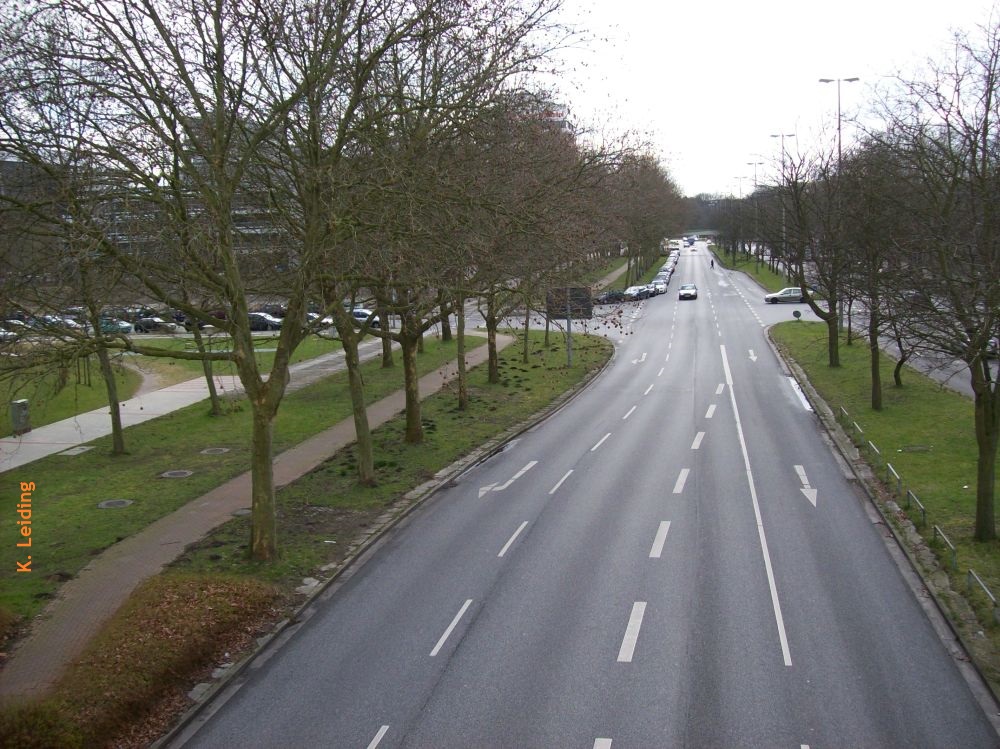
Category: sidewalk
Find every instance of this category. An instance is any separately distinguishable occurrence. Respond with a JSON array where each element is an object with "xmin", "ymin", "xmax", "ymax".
[
  {"xmin": 0, "ymin": 337, "xmax": 388, "ymax": 473},
  {"xmin": 0, "ymin": 334, "xmax": 510, "ymax": 702}
]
